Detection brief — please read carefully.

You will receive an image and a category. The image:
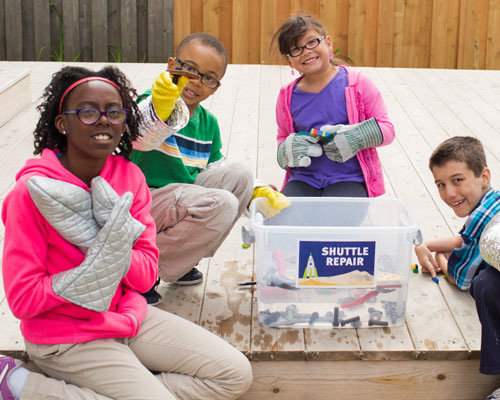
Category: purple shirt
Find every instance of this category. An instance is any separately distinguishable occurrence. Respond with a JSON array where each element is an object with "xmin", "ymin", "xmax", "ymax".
[{"xmin": 289, "ymin": 68, "xmax": 364, "ymax": 188}]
